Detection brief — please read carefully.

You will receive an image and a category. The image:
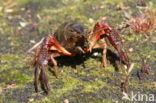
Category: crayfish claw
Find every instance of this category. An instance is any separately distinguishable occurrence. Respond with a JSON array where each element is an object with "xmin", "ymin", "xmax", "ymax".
[
  {"xmin": 39, "ymin": 66, "xmax": 50, "ymax": 94},
  {"xmin": 34, "ymin": 66, "xmax": 40, "ymax": 93}
]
